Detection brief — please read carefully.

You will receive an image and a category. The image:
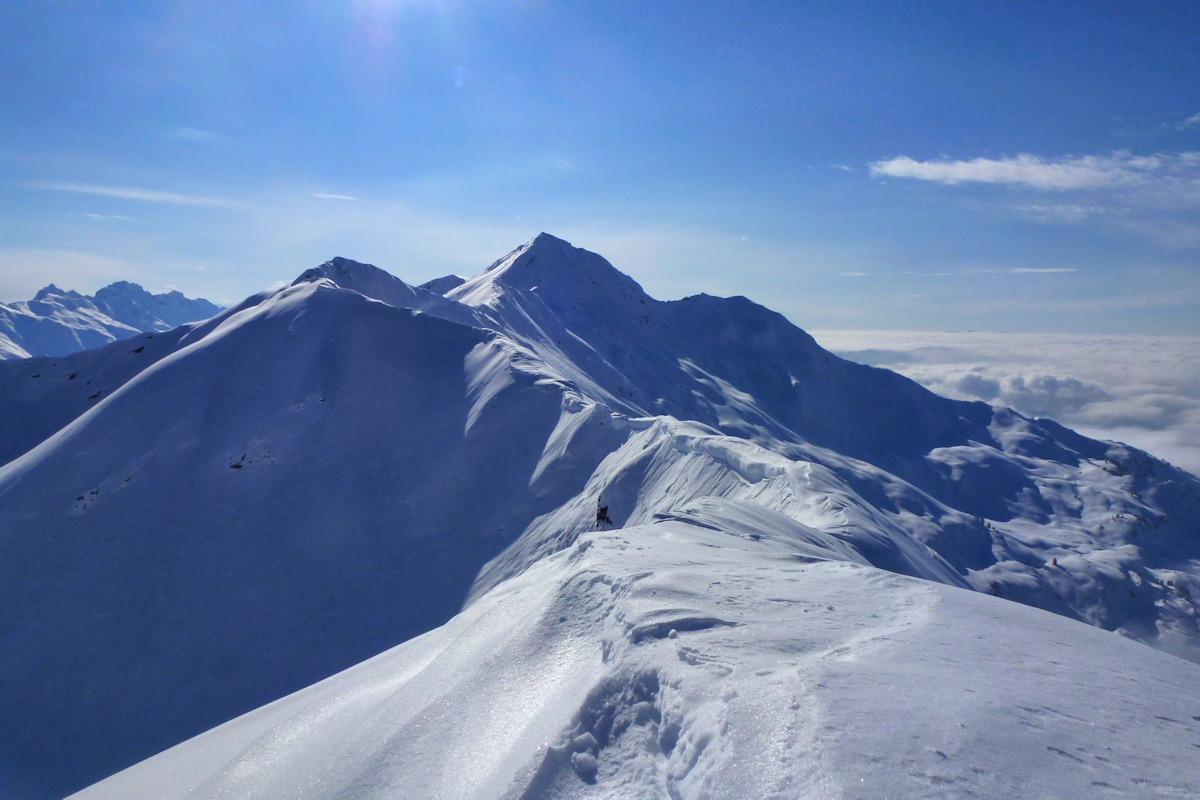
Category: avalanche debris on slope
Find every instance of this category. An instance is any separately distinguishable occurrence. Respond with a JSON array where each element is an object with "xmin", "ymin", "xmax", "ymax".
[{"xmin": 75, "ymin": 515, "xmax": 1200, "ymax": 800}]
